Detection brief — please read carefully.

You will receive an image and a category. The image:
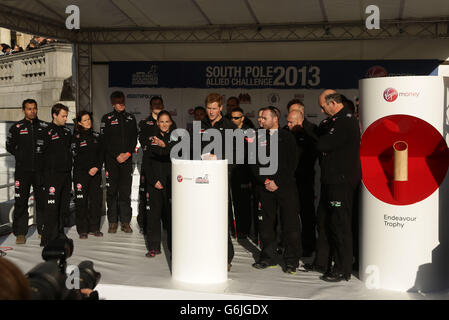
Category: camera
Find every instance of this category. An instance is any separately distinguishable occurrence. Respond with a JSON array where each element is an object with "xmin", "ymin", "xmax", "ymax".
[{"xmin": 25, "ymin": 238, "xmax": 101, "ymax": 300}]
